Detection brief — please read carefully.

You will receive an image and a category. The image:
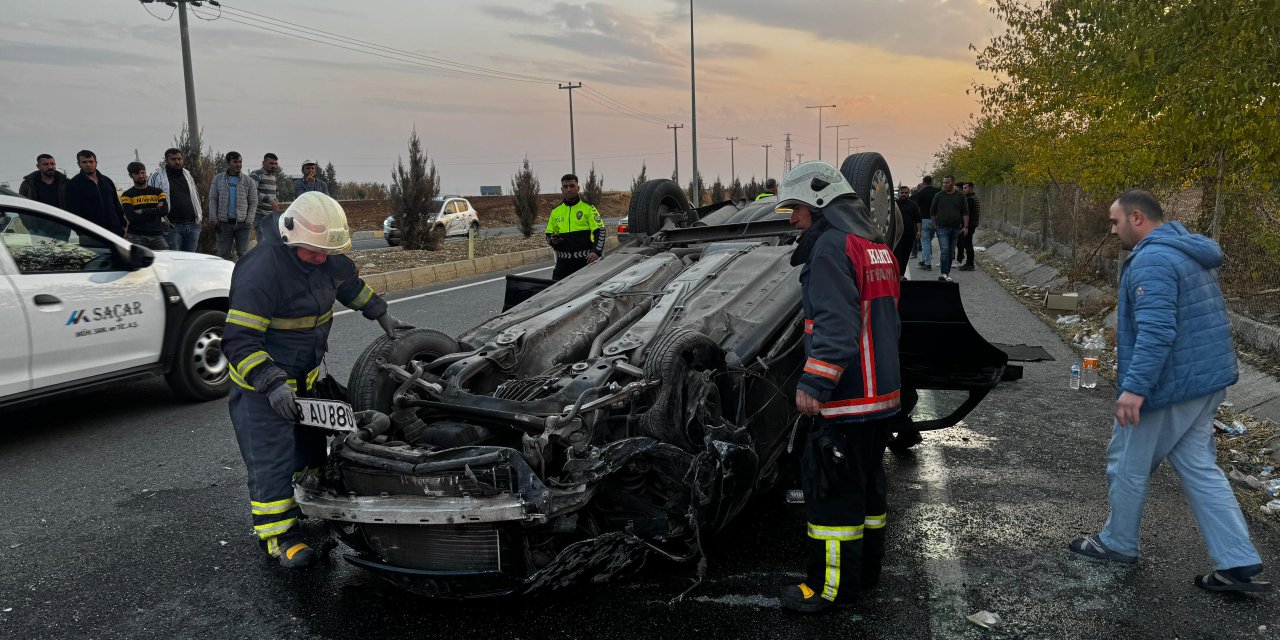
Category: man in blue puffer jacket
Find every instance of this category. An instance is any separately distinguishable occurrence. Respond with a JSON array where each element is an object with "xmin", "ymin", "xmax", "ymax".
[{"xmin": 1069, "ymin": 189, "xmax": 1269, "ymax": 593}]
